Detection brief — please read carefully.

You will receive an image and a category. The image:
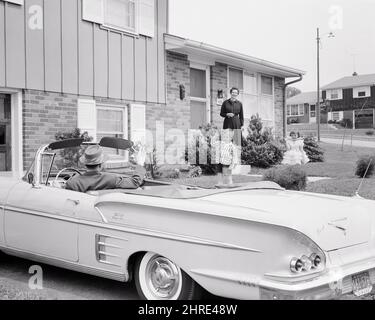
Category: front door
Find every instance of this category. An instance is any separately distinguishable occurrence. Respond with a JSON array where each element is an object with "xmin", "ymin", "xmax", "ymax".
[
  {"xmin": 190, "ymin": 67, "xmax": 210, "ymax": 129},
  {"xmin": 309, "ymin": 105, "xmax": 317, "ymax": 124},
  {"xmin": 0, "ymin": 94, "xmax": 11, "ymax": 172}
]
